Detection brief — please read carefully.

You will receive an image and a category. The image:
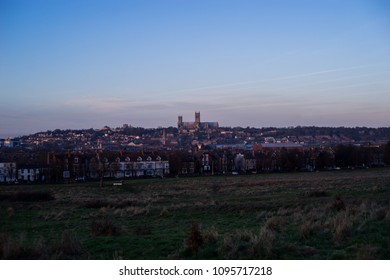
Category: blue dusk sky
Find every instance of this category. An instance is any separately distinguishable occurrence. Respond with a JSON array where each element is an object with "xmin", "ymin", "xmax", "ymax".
[{"xmin": 1, "ymin": 0, "xmax": 390, "ymax": 137}]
